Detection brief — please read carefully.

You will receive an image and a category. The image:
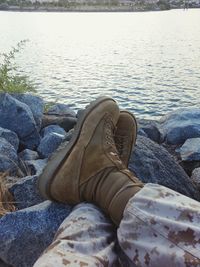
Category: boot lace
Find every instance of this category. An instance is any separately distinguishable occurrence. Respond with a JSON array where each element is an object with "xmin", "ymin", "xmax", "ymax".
[
  {"xmin": 114, "ymin": 134, "xmax": 129, "ymax": 157},
  {"xmin": 104, "ymin": 116, "xmax": 122, "ymax": 163}
]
